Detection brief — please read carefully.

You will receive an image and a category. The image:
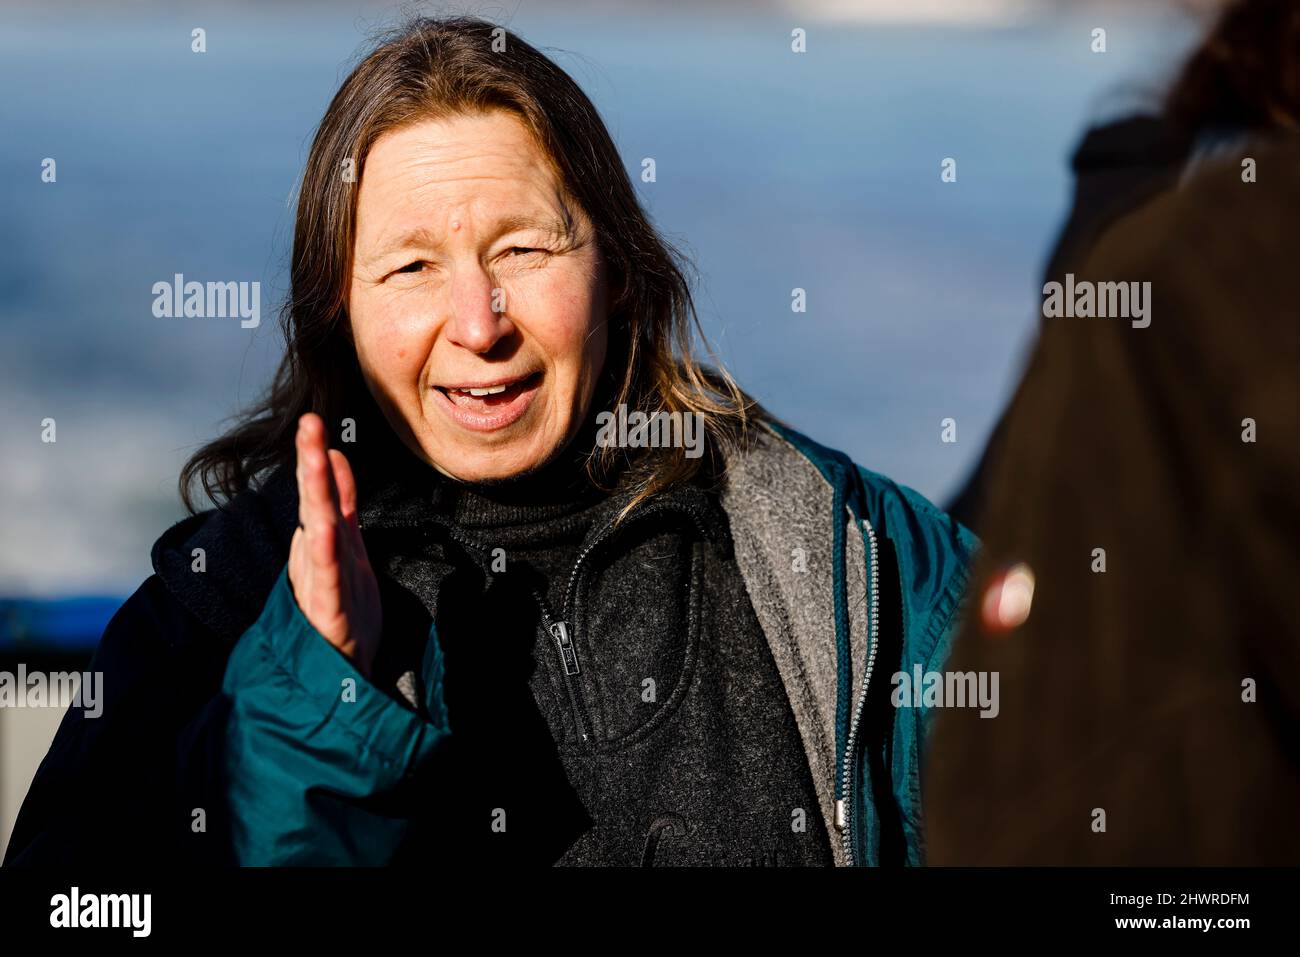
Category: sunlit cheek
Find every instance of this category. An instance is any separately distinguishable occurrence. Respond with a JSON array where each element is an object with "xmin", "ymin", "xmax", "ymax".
[
  {"xmin": 364, "ymin": 292, "xmax": 439, "ymax": 386},
  {"xmin": 519, "ymin": 265, "xmax": 601, "ymax": 361}
]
